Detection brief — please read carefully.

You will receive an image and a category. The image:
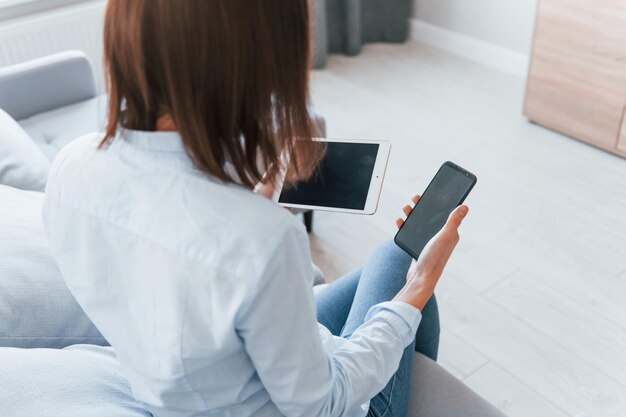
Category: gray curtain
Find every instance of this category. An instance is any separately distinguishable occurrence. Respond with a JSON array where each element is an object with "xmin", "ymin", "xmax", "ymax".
[{"xmin": 313, "ymin": 0, "xmax": 412, "ymax": 68}]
